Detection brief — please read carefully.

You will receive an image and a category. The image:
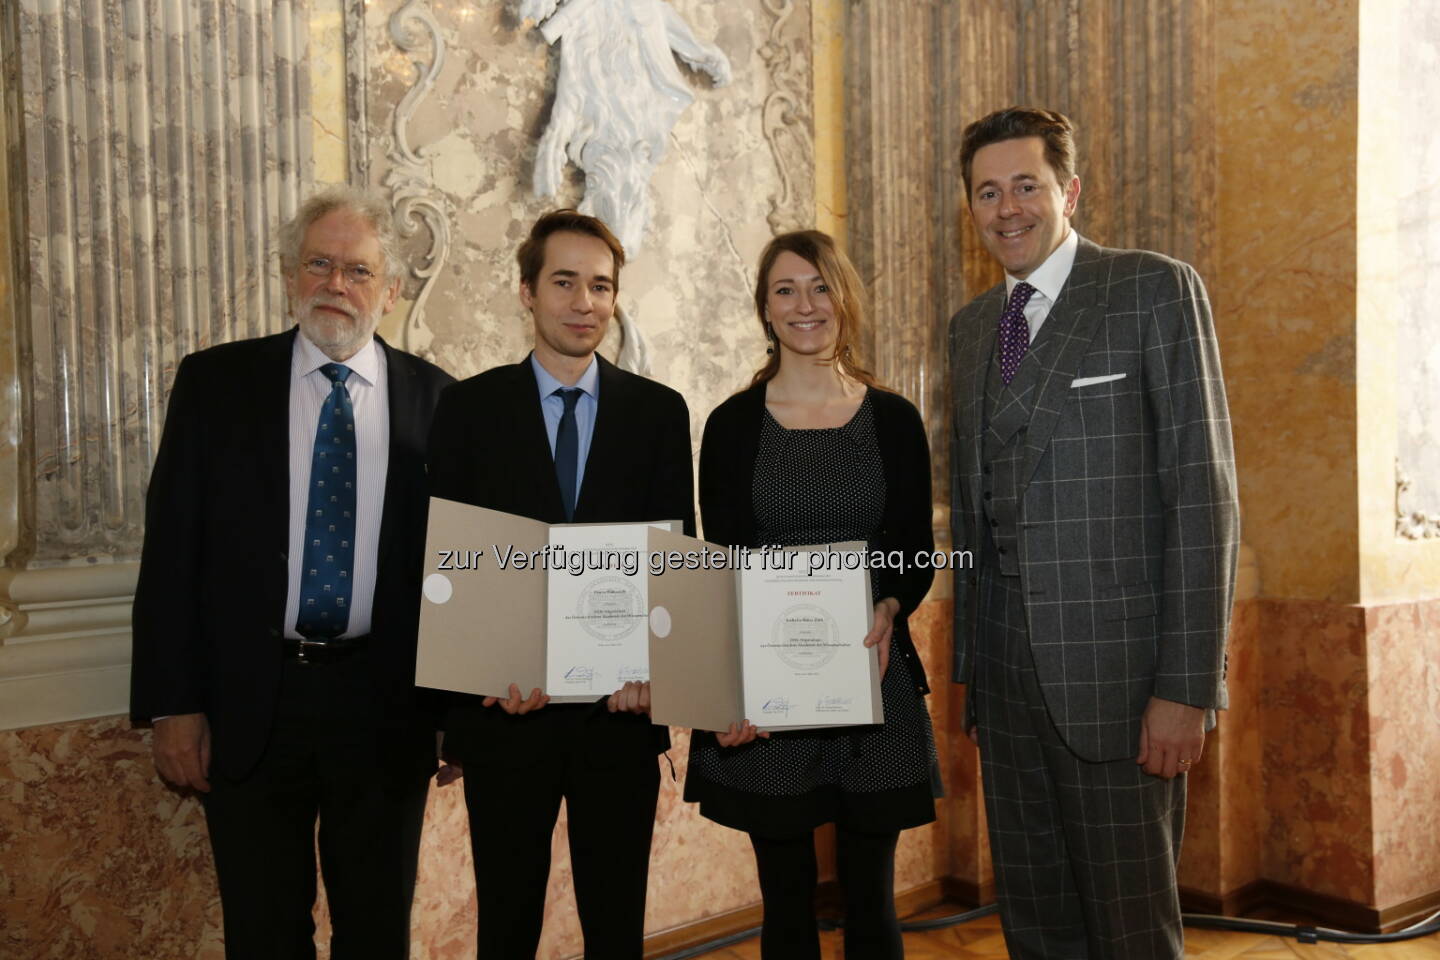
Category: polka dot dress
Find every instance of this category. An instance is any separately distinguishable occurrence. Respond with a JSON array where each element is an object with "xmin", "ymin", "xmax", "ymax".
[{"xmin": 686, "ymin": 392, "xmax": 941, "ymax": 837}]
